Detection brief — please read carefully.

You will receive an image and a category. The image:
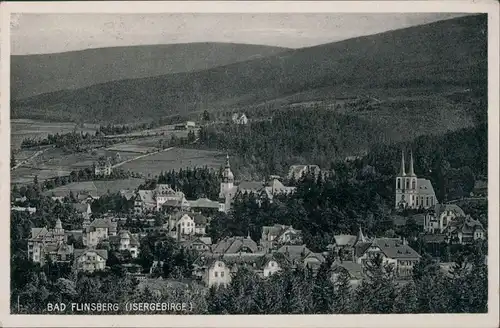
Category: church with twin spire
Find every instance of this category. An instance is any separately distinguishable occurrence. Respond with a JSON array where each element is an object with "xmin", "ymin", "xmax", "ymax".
[{"xmin": 395, "ymin": 150, "xmax": 437, "ymax": 210}]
